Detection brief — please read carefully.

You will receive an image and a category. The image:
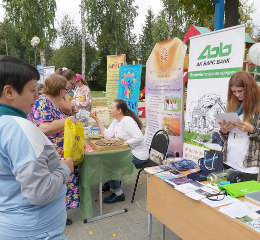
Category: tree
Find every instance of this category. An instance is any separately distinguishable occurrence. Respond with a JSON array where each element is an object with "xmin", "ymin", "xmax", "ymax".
[
  {"xmin": 152, "ymin": 11, "xmax": 171, "ymax": 44},
  {"xmin": 138, "ymin": 8, "xmax": 155, "ymax": 63},
  {"xmin": 49, "ymin": 16, "xmax": 97, "ymax": 88},
  {"xmin": 84, "ymin": 0, "xmax": 138, "ymax": 62},
  {"xmin": 238, "ymin": 0, "xmax": 255, "ymax": 35},
  {"xmin": 225, "ymin": 0, "xmax": 240, "ymax": 28},
  {"xmin": 0, "ymin": 19, "xmax": 34, "ymax": 63},
  {"xmin": 81, "ymin": 0, "xmax": 86, "ymax": 79},
  {"xmin": 2, "ymin": 0, "xmax": 57, "ymax": 65}
]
